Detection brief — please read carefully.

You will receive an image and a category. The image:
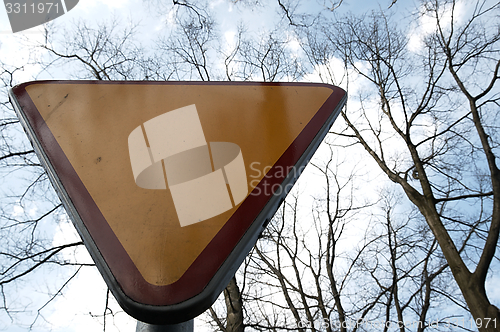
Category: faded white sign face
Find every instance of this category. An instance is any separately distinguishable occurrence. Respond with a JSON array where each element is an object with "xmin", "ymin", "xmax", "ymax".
[
  {"xmin": 128, "ymin": 104, "xmax": 248, "ymax": 227},
  {"xmin": 3, "ymin": 0, "xmax": 79, "ymax": 33}
]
